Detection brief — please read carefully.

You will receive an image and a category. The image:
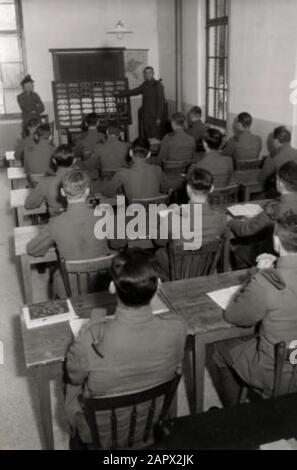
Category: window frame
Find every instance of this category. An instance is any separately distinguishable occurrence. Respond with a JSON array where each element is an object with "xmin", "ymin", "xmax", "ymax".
[
  {"xmin": 205, "ymin": 0, "xmax": 229, "ymax": 129},
  {"xmin": 0, "ymin": 0, "xmax": 26, "ymax": 120}
]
